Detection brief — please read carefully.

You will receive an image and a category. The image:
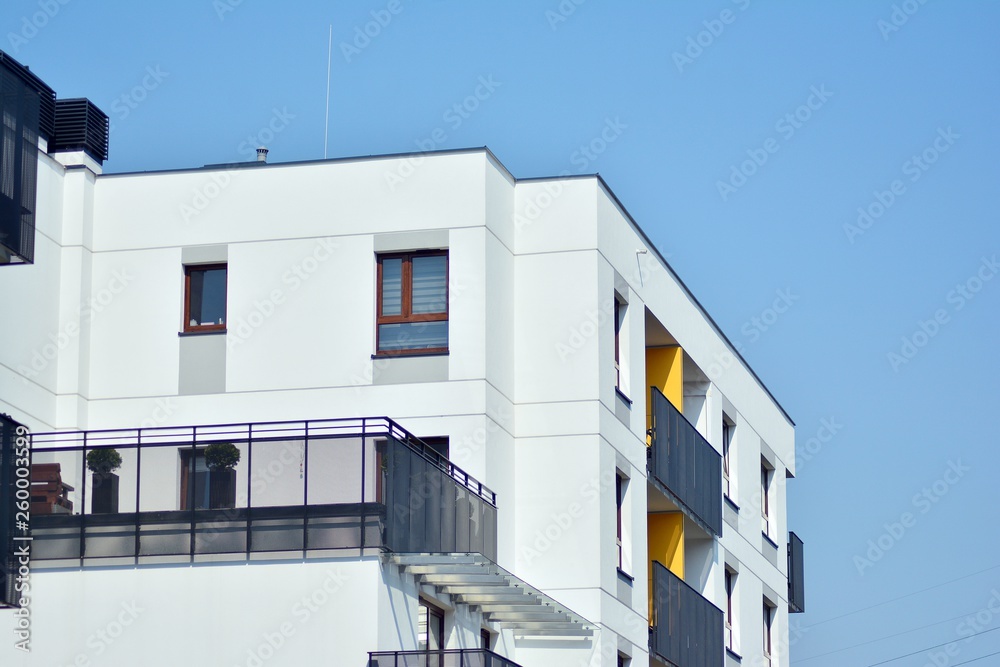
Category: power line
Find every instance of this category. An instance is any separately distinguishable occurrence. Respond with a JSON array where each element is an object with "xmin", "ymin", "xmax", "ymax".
[
  {"xmin": 865, "ymin": 626, "xmax": 1000, "ymax": 666},
  {"xmin": 802, "ymin": 564, "xmax": 1000, "ymax": 629},
  {"xmin": 796, "ymin": 606, "xmax": 991, "ymax": 662},
  {"xmin": 952, "ymin": 650, "xmax": 1000, "ymax": 666}
]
